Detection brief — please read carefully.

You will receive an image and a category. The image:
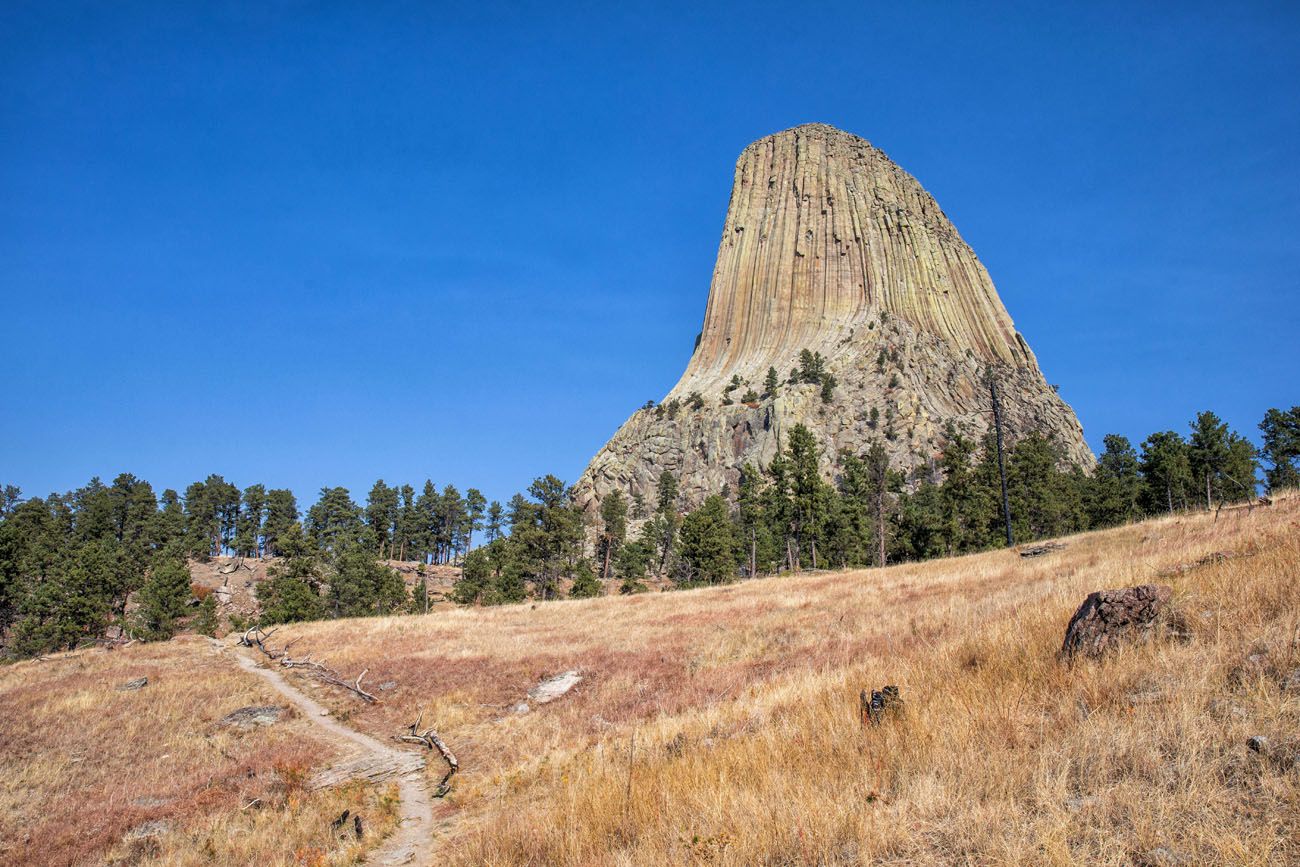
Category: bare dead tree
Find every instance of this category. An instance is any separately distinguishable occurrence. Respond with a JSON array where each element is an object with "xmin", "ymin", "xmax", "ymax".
[
  {"xmin": 240, "ymin": 625, "xmax": 377, "ymax": 702},
  {"xmin": 987, "ymin": 367, "xmax": 1014, "ymax": 547},
  {"xmin": 398, "ymin": 710, "xmax": 459, "ymax": 797}
]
